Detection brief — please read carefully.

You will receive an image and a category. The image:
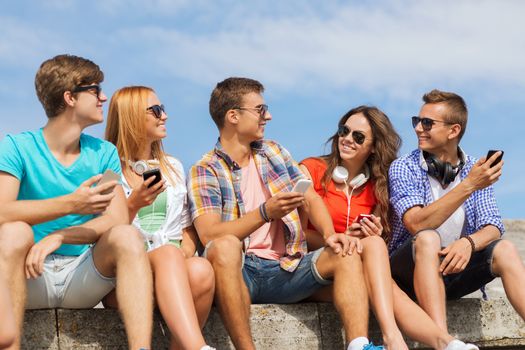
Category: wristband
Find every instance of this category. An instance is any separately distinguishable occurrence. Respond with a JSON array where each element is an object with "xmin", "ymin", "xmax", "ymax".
[
  {"xmin": 461, "ymin": 235, "xmax": 475, "ymax": 253},
  {"xmin": 259, "ymin": 202, "xmax": 273, "ymax": 223}
]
